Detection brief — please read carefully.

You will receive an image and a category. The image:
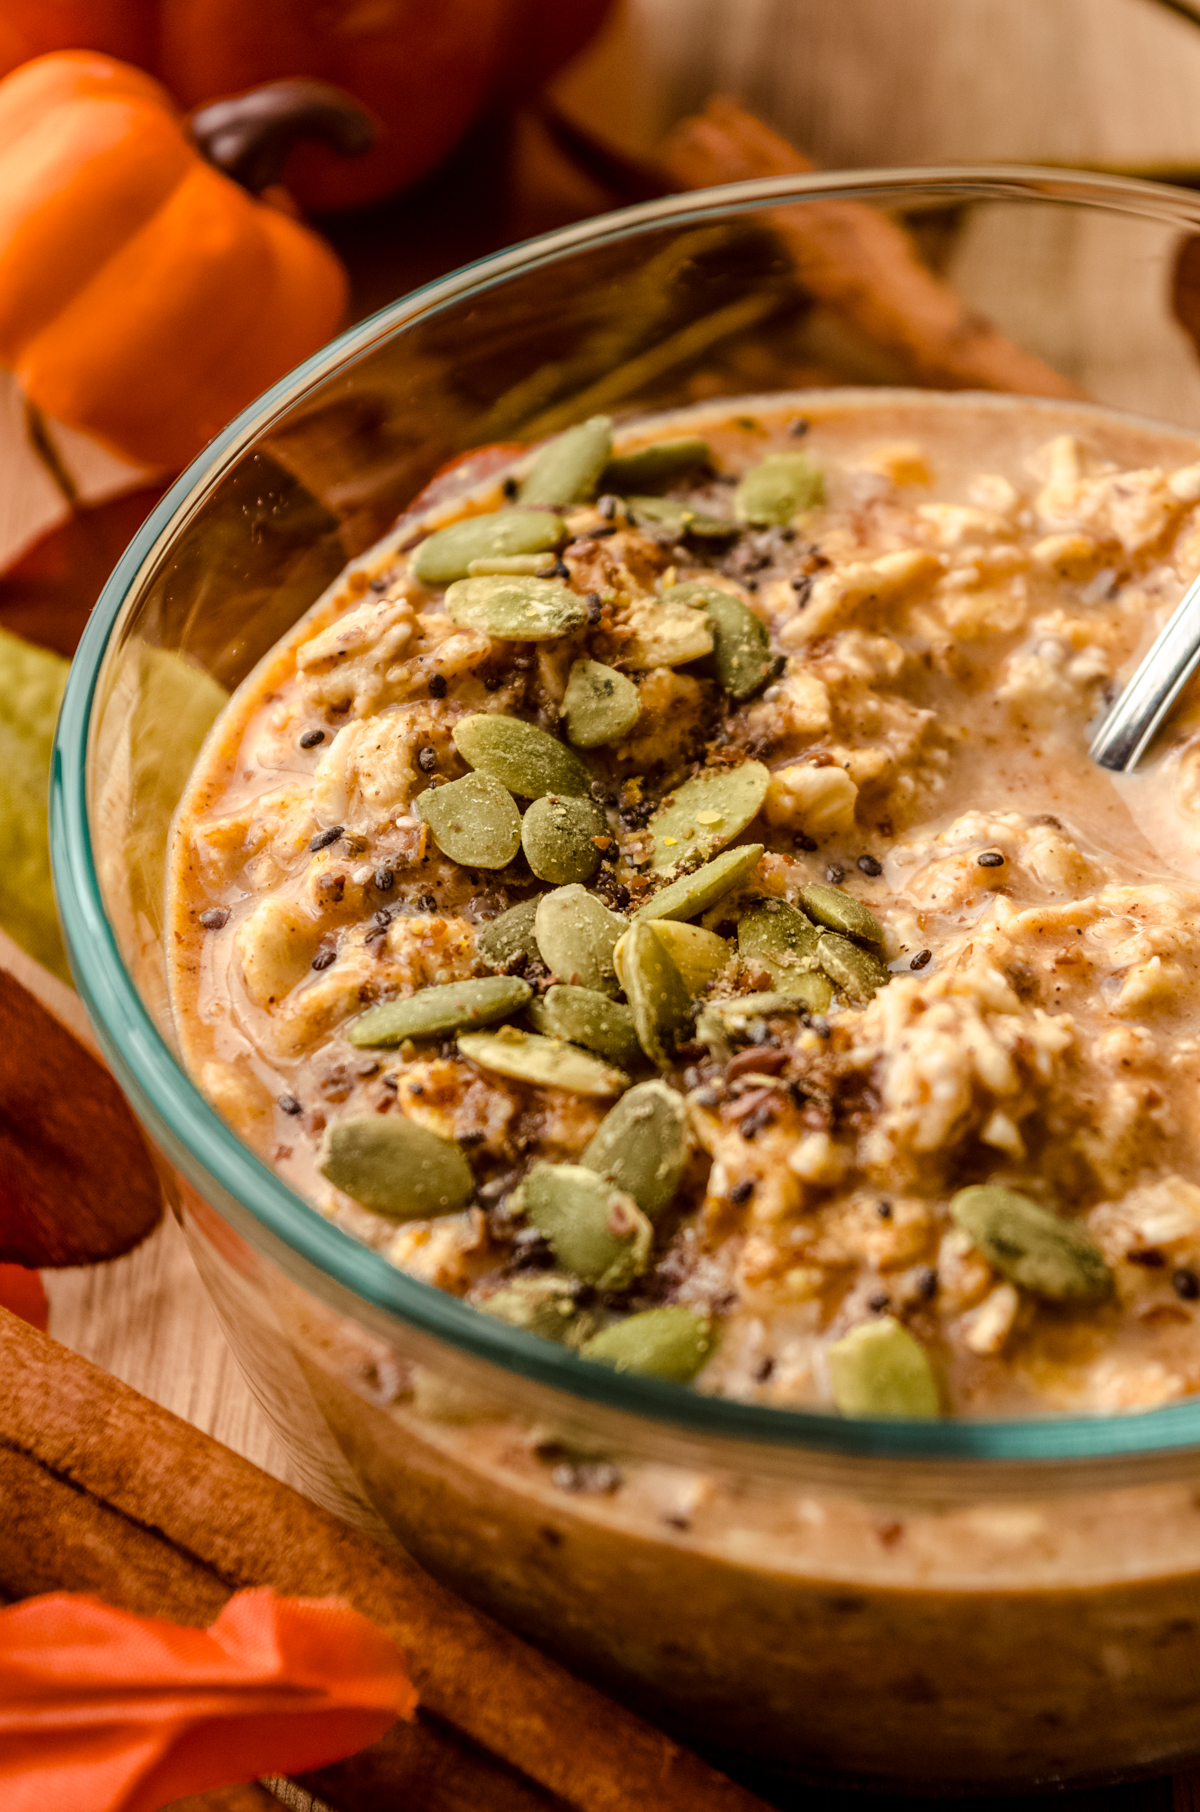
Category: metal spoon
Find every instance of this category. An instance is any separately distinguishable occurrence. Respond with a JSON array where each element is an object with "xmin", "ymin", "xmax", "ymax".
[{"xmin": 1089, "ymin": 570, "xmax": 1200, "ymax": 770}]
